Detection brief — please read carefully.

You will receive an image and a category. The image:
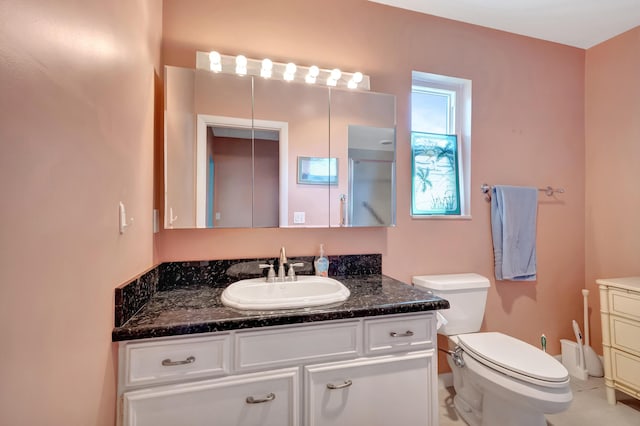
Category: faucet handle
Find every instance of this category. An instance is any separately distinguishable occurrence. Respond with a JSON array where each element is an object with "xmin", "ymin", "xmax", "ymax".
[
  {"xmin": 259, "ymin": 263, "xmax": 276, "ymax": 281},
  {"xmin": 287, "ymin": 262, "xmax": 305, "ymax": 280}
]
